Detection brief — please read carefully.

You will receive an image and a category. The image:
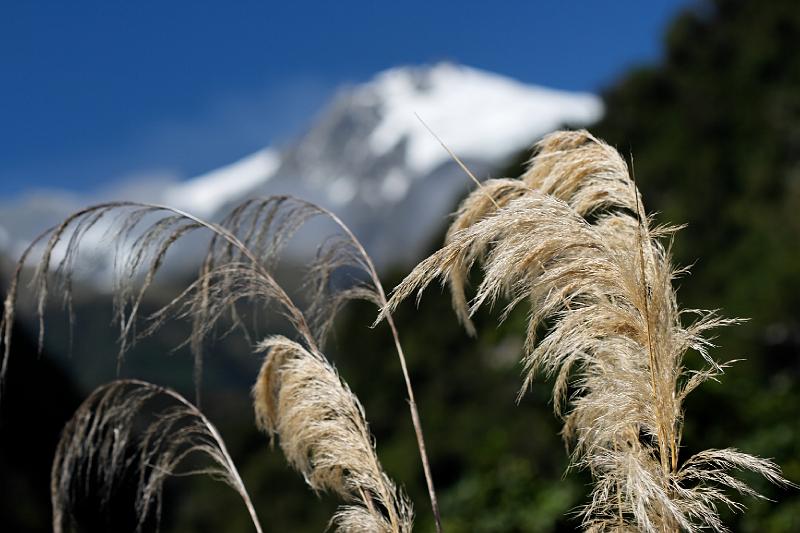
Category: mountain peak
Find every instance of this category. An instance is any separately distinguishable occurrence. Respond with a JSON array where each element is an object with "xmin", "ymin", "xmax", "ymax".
[{"xmin": 358, "ymin": 62, "xmax": 603, "ymax": 176}]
